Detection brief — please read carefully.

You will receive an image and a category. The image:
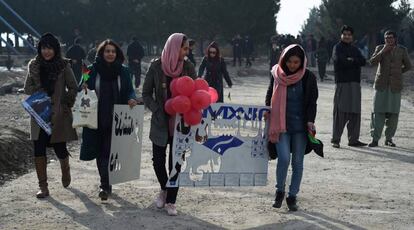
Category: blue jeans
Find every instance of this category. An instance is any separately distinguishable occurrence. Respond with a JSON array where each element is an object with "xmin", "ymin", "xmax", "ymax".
[{"xmin": 275, "ymin": 132, "xmax": 307, "ymax": 197}]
